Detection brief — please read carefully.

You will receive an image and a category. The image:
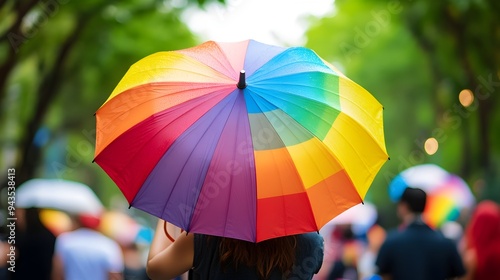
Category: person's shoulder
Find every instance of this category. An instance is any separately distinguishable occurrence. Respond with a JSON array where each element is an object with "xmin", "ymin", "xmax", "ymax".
[
  {"xmin": 383, "ymin": 228, "xmax": 403, "ymax": 241},
  {"xmin": 194, "ymin": 233, "xmax": 219, "ymax": 247},
  {"xmin": 295, "ymin": 232, "xmax": 324, "ymax": 260},
  {"xmin": 55, "ymin": 231, "xmax": 71, "ymax": 246},
  {"xmin": 381, "ymin": 227, "xmax": 419, "ymax": 248},
  {"xmin": 297, "ymin": 232, "xmax": 323, "ymax": 247},
  {"xmin": 193, "ymin": 234, "xmax": 220, "ymax": 257},
  {"xmin": 56, "ymin": 229, "xmax": 81, "ymax": 241},
  {"xmin": 291, "ymin": 233, "xmax": 324, "ymax": 276},
  {"xmin": 434, "ymin": 232, "xmax": 458, "ymax": 248}
]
